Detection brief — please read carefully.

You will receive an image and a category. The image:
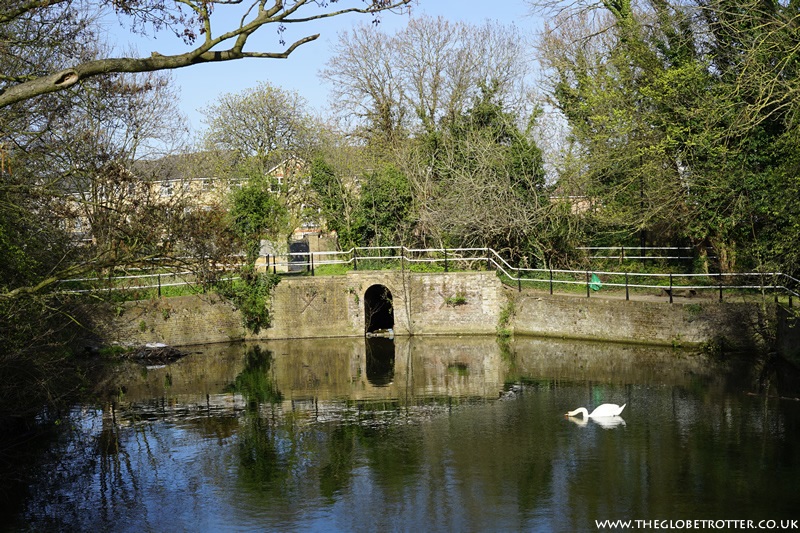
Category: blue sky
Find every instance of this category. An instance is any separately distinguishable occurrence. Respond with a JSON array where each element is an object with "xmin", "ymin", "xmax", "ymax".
[{"xmin": 109, "ymin": 1, "xmax": 540, "ymax": 134}]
